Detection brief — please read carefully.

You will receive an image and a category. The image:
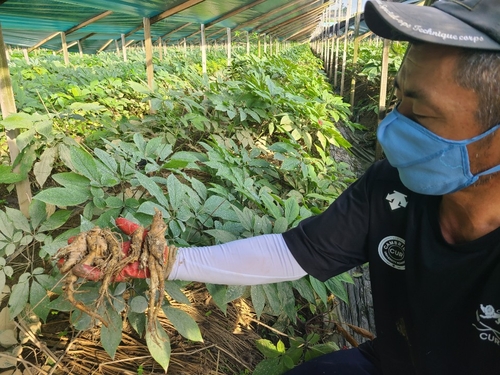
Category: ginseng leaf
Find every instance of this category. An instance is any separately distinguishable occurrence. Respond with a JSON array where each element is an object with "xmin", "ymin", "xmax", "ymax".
[
  {"xmin": 8, "ymin": 280, "xmax": 29, "ymax": 319},
  {"xmin": 162, "ymin": 306, "xmax": 203, "ymax": 342},
  {"xmin": 164, "ymin": 281, "xmax": 191, "ymax": 305},
  {"xmin": 34, "ymin": 146, "xmax": 57, "ymax": 188},
  {"xmin": 70, "ymin": 146, "xmax": 100, "ymax": 183},
  {"xmin": 29, "ymin": 280, "xmax": 50, "ymax": 323},
  {"xmin": 251, "ymin": 285, "xmax": 266, "ymax": 319},
  {"xmin": 134, "ymin": 172, "xmax": 170, "ymax": 208},
  {"xmin": 205, "ymin": 283, "xmax": 227, "ymax": 314},
  {"xmin": 309, "ymin": 276, "xmax": 328, "ymax": 306},
  {"xmin": 0, "ymin": 165, "xmax": 24, "ymax": 184},
  {"xmin": 225, "ymin": 285, "xmax": 246, "ymax": 303},
  {"xmin": 5, "ymin": 207, "xmax": 31, "ymax": 232},
  {"xmin": 100, "ymin": 307, "xmax": 123, "ymax": 359},
  {"xmin": 34, "ymin": 187, "xmax": 91, "ymax": 207},
  {"xmin": 146, "ymin": 320, "xmax": 171, "ymax": 371},
  {"xmin": 324, "ymin": 276, "xmax": 349, "ymax": 304},
  {"xmin": 277, "ymin": 282, "xmax": 296, "ymax": 322}
]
